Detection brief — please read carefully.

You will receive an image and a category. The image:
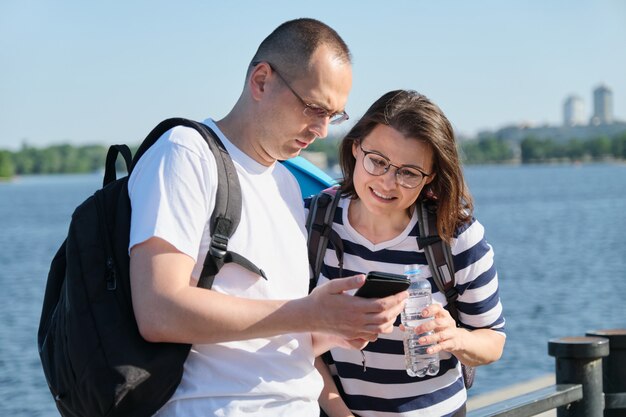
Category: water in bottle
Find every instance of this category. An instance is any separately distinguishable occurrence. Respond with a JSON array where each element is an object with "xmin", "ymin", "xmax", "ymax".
[{"xmin": 401, "ymin": 264, "xmax": 440, "ymax": 377}]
